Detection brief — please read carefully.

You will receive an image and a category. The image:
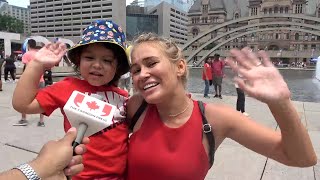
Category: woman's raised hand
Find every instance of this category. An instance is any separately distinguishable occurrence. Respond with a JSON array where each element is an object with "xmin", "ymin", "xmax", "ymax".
[
  {"xmin": 34, "ymin": 42, "xmax": 67, "ymax": 69},
  {"xmin": 226, "ymin": 47, "xmax": 291, "ymax": 105}
]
